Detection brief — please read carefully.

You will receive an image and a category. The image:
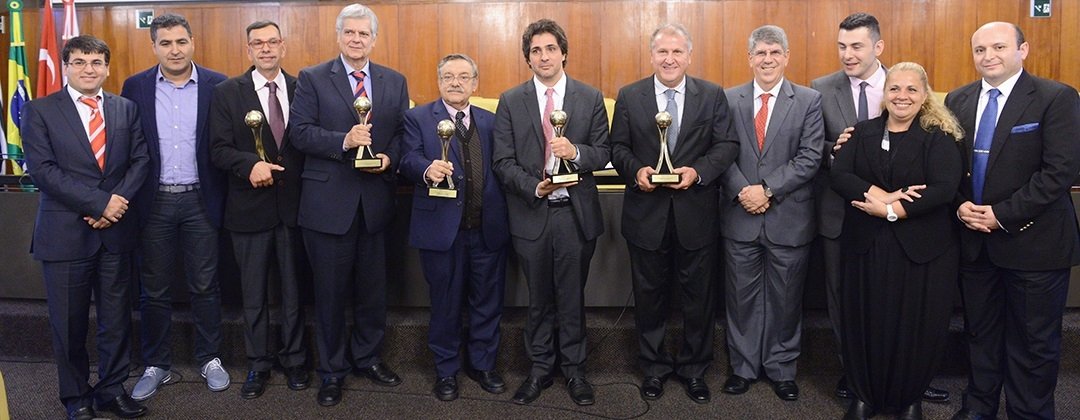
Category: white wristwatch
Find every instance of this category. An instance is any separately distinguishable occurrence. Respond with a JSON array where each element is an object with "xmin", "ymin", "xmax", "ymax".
[{"xmin": 886, "ymin": 203, "xmax": 899, "ymax": 222}]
